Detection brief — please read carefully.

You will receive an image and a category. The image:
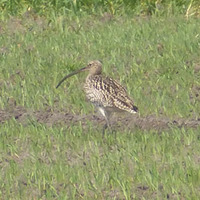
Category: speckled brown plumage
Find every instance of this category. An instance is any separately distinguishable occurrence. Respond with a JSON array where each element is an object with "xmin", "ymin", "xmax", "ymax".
[
  {"xmin": 56, "ymin": 60, "xmax": 138, "ymax": 134},
  {"xmin": 84, "ymin": 75, "xmax": 138, "ymax": 114}
]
